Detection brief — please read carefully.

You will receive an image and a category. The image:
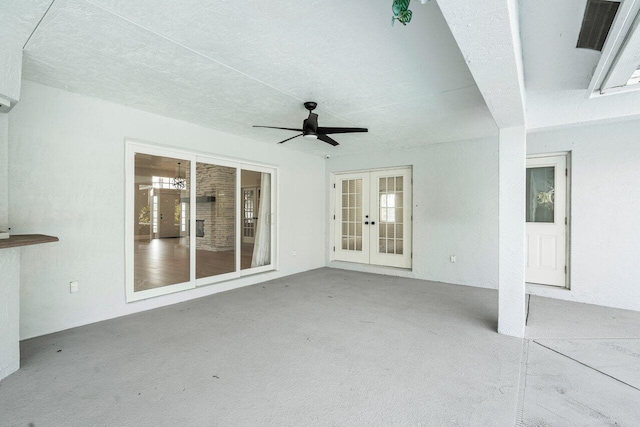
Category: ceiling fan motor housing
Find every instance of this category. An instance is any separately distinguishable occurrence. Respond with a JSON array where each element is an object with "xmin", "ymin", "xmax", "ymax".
[{"xmin": 303, "ymin": 112, "xmax": 319, "ymax": 137}]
